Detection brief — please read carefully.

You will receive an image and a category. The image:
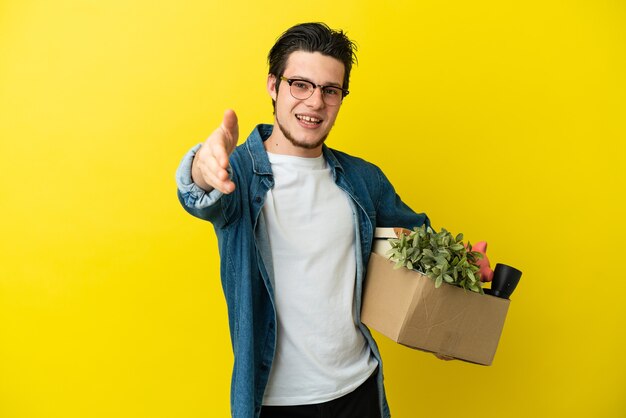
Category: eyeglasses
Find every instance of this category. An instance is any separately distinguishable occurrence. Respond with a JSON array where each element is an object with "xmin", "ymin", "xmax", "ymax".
[{"xmin": 280, "ymin": 76, "xmax": 349, "ymax": 106}]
